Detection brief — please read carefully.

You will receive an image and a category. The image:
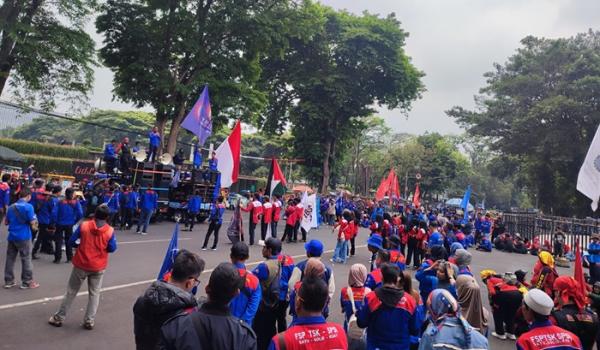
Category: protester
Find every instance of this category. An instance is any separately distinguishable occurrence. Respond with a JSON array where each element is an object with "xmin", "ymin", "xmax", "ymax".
[
  {"xmin": 456, "ymin": 275, "xmax": 489, "ymax": 335},
  {"xmin": 268, "ymin": 277, "xmax": 347, "ymax": 350},
  {"xmin": 551, "ymin": 276, "xmax": 599, "ymax": 350},
  {"xmin": 517, "ymin": 288, "xmax": 582, "ymax": 350},
  {"xmin": 489, "ymin": 272, "xmax": 523, "ymax": 340},
  {"xmin": 332, "ymin": 211, "xmax": 352, "ymax": 264},
  {"xmin": 365, "ymin": 250, "xmax": 391, "ymax": 290},
  {"xmin": 531, "ymin": 251, "xmax": 559, "ymax": 298},
  {"xmin": 357, "ymin": 263, "xmax": 418, "ymax": 350},
  {"xmin": 271, "ymin": 194, "xmax": 282, "ymax": 238},
  {"xmin": 48, "ymin": 204, "xmax": 117, "ymax": 329},
  {"xmin": 136, "ymin": 187, "xmax": 158, "ymax": 235},
  {"xmin": 281, "ymin": 199, "xmax": 296, "ymax": 243},
  {"xmin": 415, "ymin": 246, "xmax": 448, "ymax": 303},
  {"xmin": 133, "ymin": 250, "xmax": 205, "ymax": 350},
  {"xmin": 147, "ymin": 126, "xmax": 161, "ymax": 163},
  {"xmin": 184, "ymin": 190, "xmax": 201, "ymax": 231},
  {"xmin": 261, "ymin": 197, "xmax": 273, "ymax": 241},
  {"xmin": 52, "ymin": 187, "xmax": 84, "ymax": 263},
  {"xmin": 160, "ymin": 263, "xmax": 256, "ymax": 350},
  {"xmin": 287, "ymin": 239, "xmax": 335, "ymax": 300},
  {"xmin": 340, "ymin": 264, "xmax": 370, "ymax": 332},
  {"xmin": 201, "ymin": 196, "xmax": 226, "ymax": 251},
  {"xmin": 454, "ymin": 248, "xmax": 473, "ymax": 276},
  {"xmin": 587, "ymin": 233, "xmax": 600, "ymax": 284},
  {"xmin": 242, "ymin": 193, "xmax": 263, "ymax": 245},
  {"xmin": 0, "ymin": 173, "xmax": 10, "ymax": 228},
  {"xmin": 435, "ymin": 260, "xmax": 457, "ymax": 298},
  {"xmin": 4, "ymin": 188, "xmax": 39, "ymax": 289},
  {"xmin": 103, "ymin": 139, "xmax": 119, "ymax": 172},
  {"xmin": 294, "ymin": 198, "xmax": 305, "ymax": 242},
  {"xmin": 419, "ymin": 289, "xmax": 489, "ymax": 350},
  {"xmin": 388, "ymin": 235, "xmax": 407, "ymax": 270},
  {"xmin": 288, "ymin": 258, "xmax": 329, "ymax": 321},
  {"xmin": 229, "ymin": 242, "xmax": 261, "ymax": 325},
  {"xmin": 32, "ymin": 185, "xmax": 60, "ymax": 258}
]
